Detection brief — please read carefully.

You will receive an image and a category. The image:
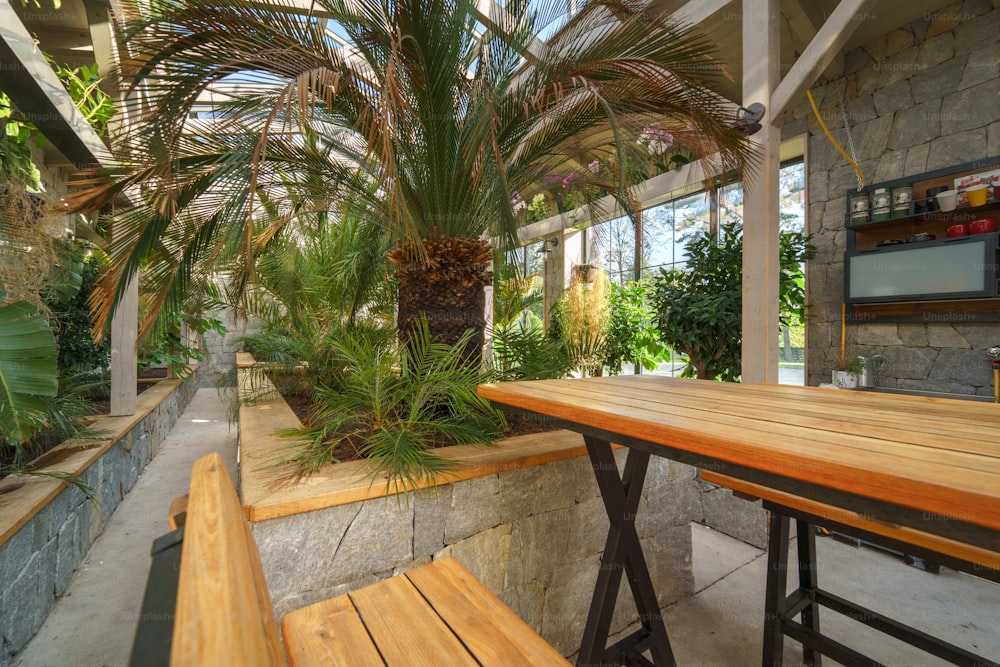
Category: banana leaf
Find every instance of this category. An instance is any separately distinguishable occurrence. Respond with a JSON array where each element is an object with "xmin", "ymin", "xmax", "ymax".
[{"xmin": 0, "ymin": 294, "xmax": 58, "ymax": 445}]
